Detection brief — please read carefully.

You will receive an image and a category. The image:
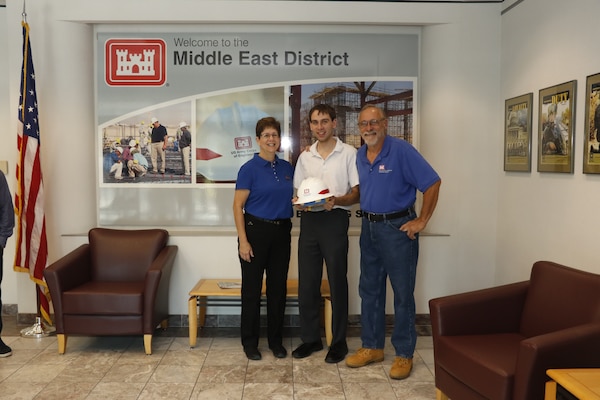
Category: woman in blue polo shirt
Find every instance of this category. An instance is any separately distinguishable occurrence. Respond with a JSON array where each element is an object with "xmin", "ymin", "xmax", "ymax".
[{"xmin": 233, "ymin": 117, "xmax": 294, "ymax": 361}]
